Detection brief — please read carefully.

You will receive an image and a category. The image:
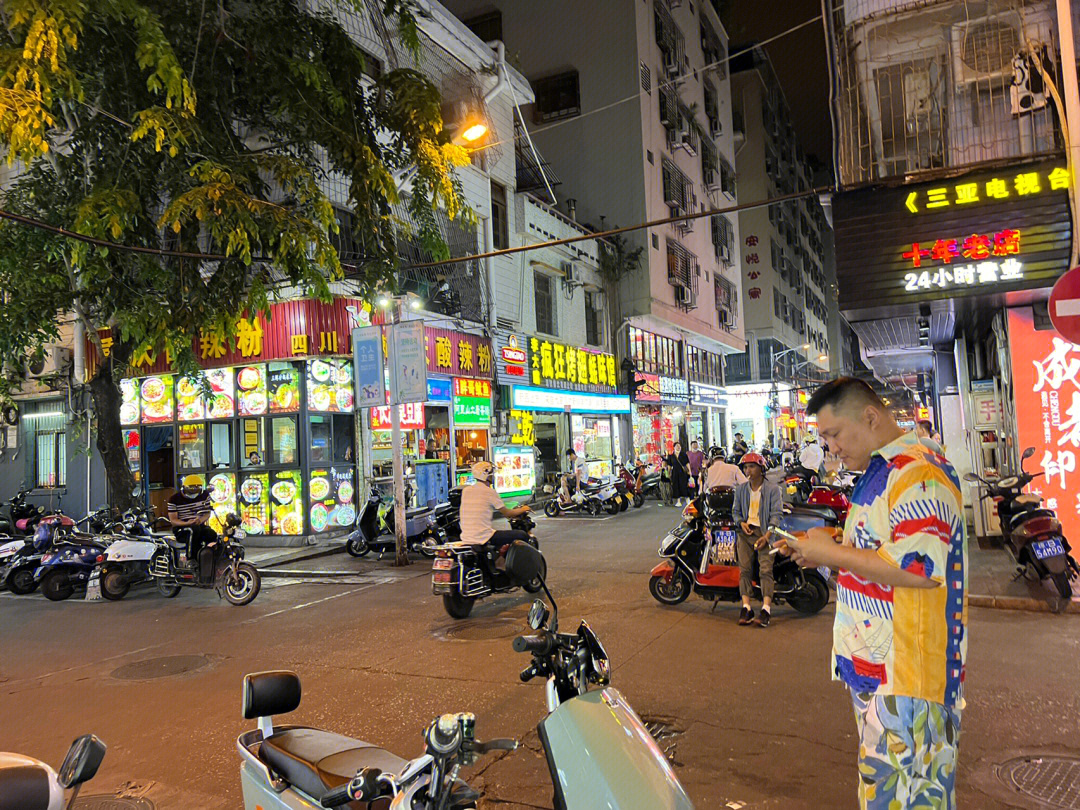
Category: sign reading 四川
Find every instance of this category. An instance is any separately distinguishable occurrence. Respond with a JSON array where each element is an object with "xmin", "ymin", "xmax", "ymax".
[
  {"xmin": 529, "ymin": 337, "xmax": 618, "ymax": 394},
  {"xmin": 834, "ymin": 161, "xmax": 1072, "ymax": 315},
  {"xmin": 1008, "ymin": 306, "xmax": 1080, "ymax": 565}
]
